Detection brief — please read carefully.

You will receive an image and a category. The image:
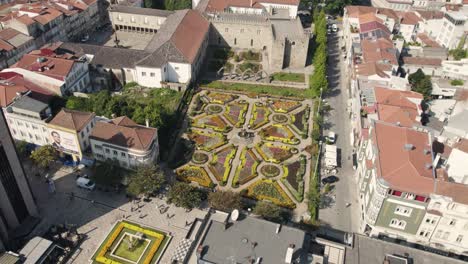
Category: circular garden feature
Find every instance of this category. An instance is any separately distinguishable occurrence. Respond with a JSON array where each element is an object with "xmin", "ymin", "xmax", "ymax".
[
  {"xmin": 192, "ymin": 152, "xmax": 209, "ymax": 164},
  {"xmin": 206, "ymin": 104, "xmax": 223, "ymax": 114},
  {"xmin": 260, "ymin": 164, "xmax": 281, "ymax": 177},
  {"xmin": 272, "ymin": 114, "xmax": 288, "ymax": 123}
]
